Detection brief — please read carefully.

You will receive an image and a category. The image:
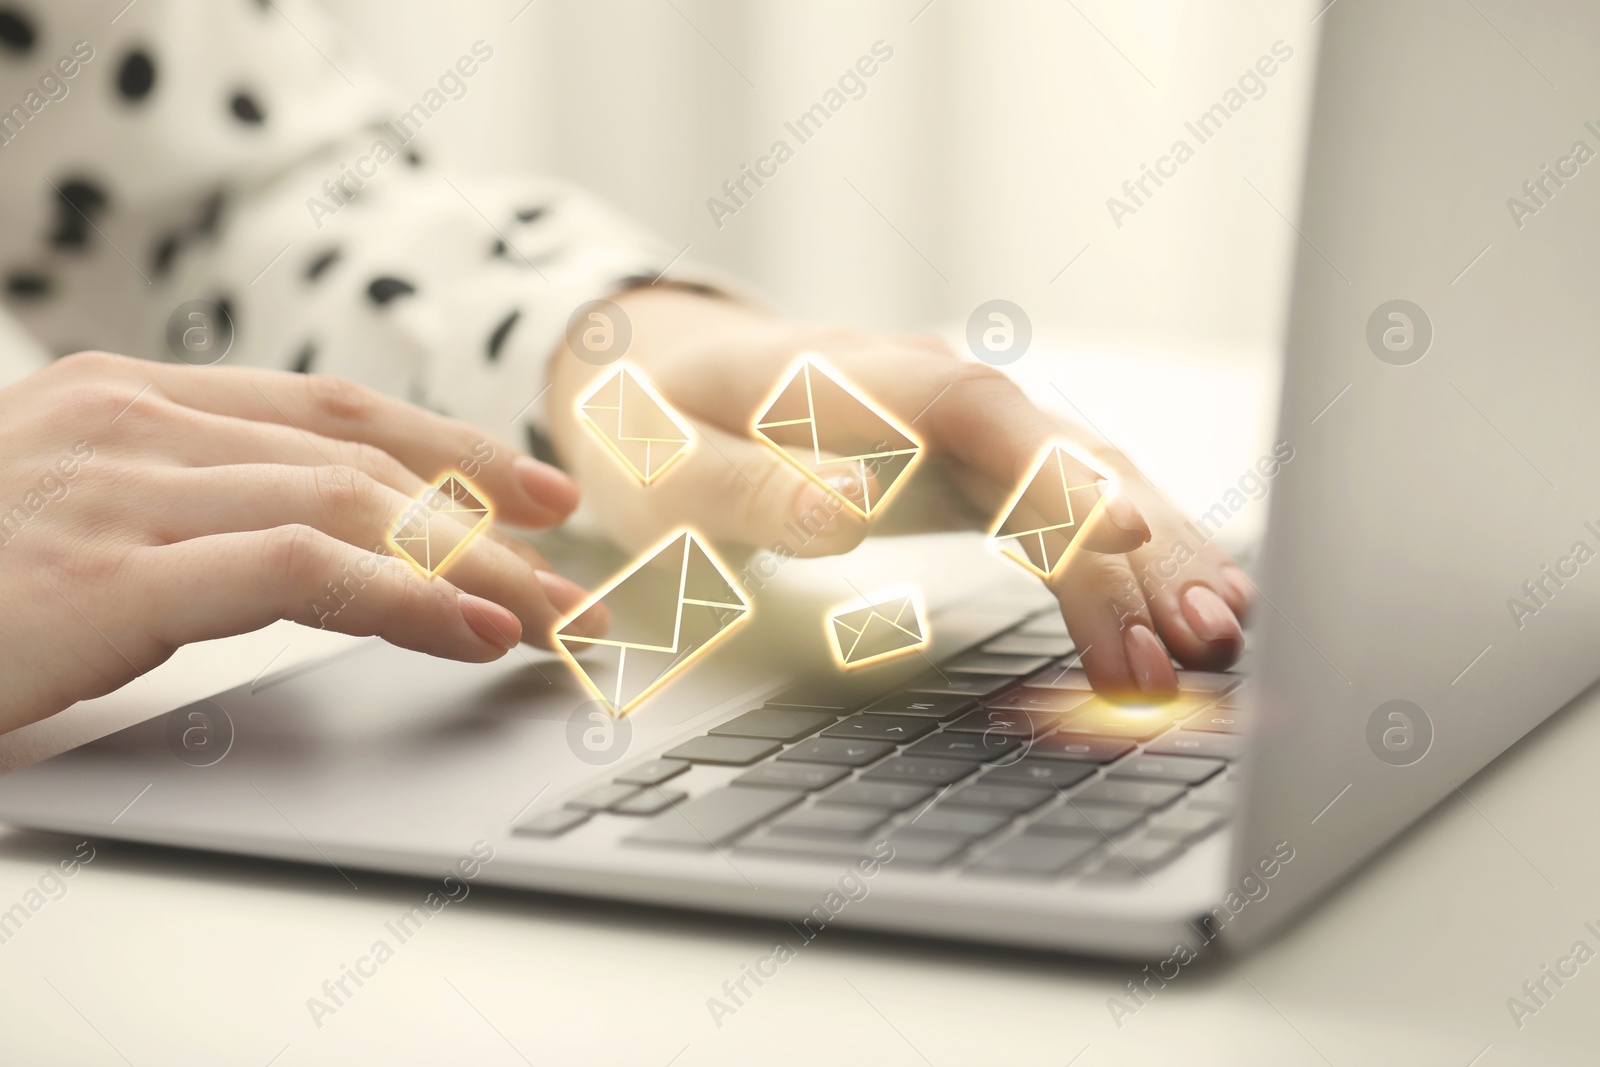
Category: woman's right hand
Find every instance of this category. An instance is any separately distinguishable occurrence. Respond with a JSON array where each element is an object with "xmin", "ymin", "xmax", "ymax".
[{"xmin": 0, "ymin": 351, "xmax": 606, "ymax": 734}]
